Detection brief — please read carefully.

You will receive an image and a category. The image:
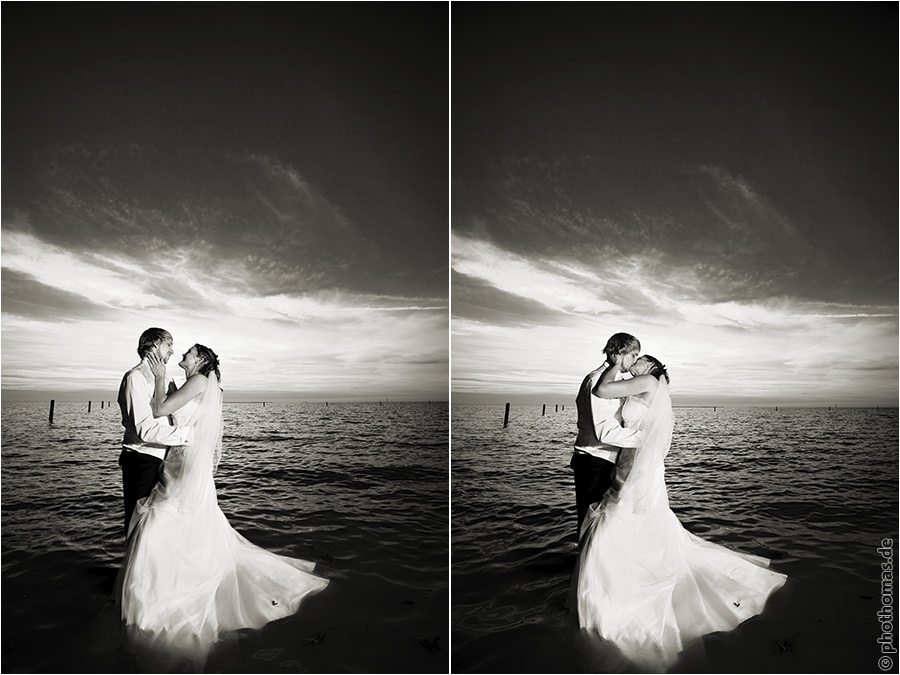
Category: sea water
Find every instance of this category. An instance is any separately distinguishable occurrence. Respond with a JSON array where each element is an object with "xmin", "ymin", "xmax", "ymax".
[
  {"xmin": 2, "ymin": 400, "xmax": 449, "ymax": 673},
  {"xmin": 451, "ymin": 405, "xmax": 898, "ymax": 673}
]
